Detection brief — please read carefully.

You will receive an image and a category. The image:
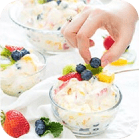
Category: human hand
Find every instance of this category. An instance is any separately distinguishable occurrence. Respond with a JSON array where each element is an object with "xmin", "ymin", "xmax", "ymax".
[{"xmin": 61, "ymin": 0, "xmax": 138, "ymax": 67}]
